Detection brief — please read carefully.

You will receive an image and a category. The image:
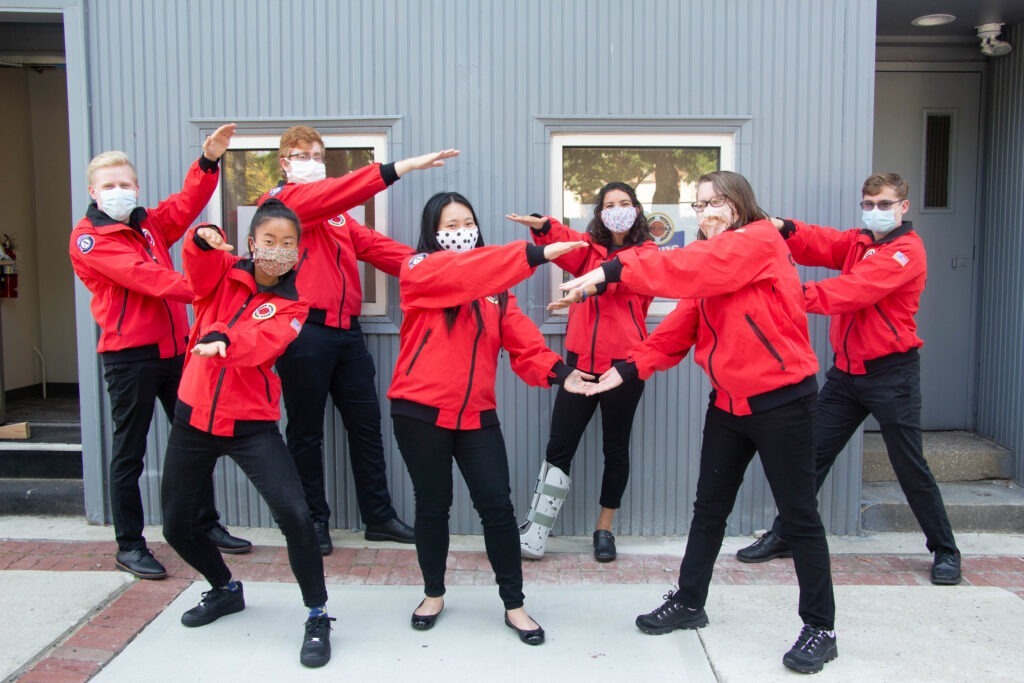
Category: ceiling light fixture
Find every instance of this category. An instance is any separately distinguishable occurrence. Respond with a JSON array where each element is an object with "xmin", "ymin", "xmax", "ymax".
[
  {"xmin": 977, "ymin": 22, "xmax": 1013, "ymax": 57},
  {"xmin": 911, "ymin": 13, "xmax": 956, "ymax": 27}
]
